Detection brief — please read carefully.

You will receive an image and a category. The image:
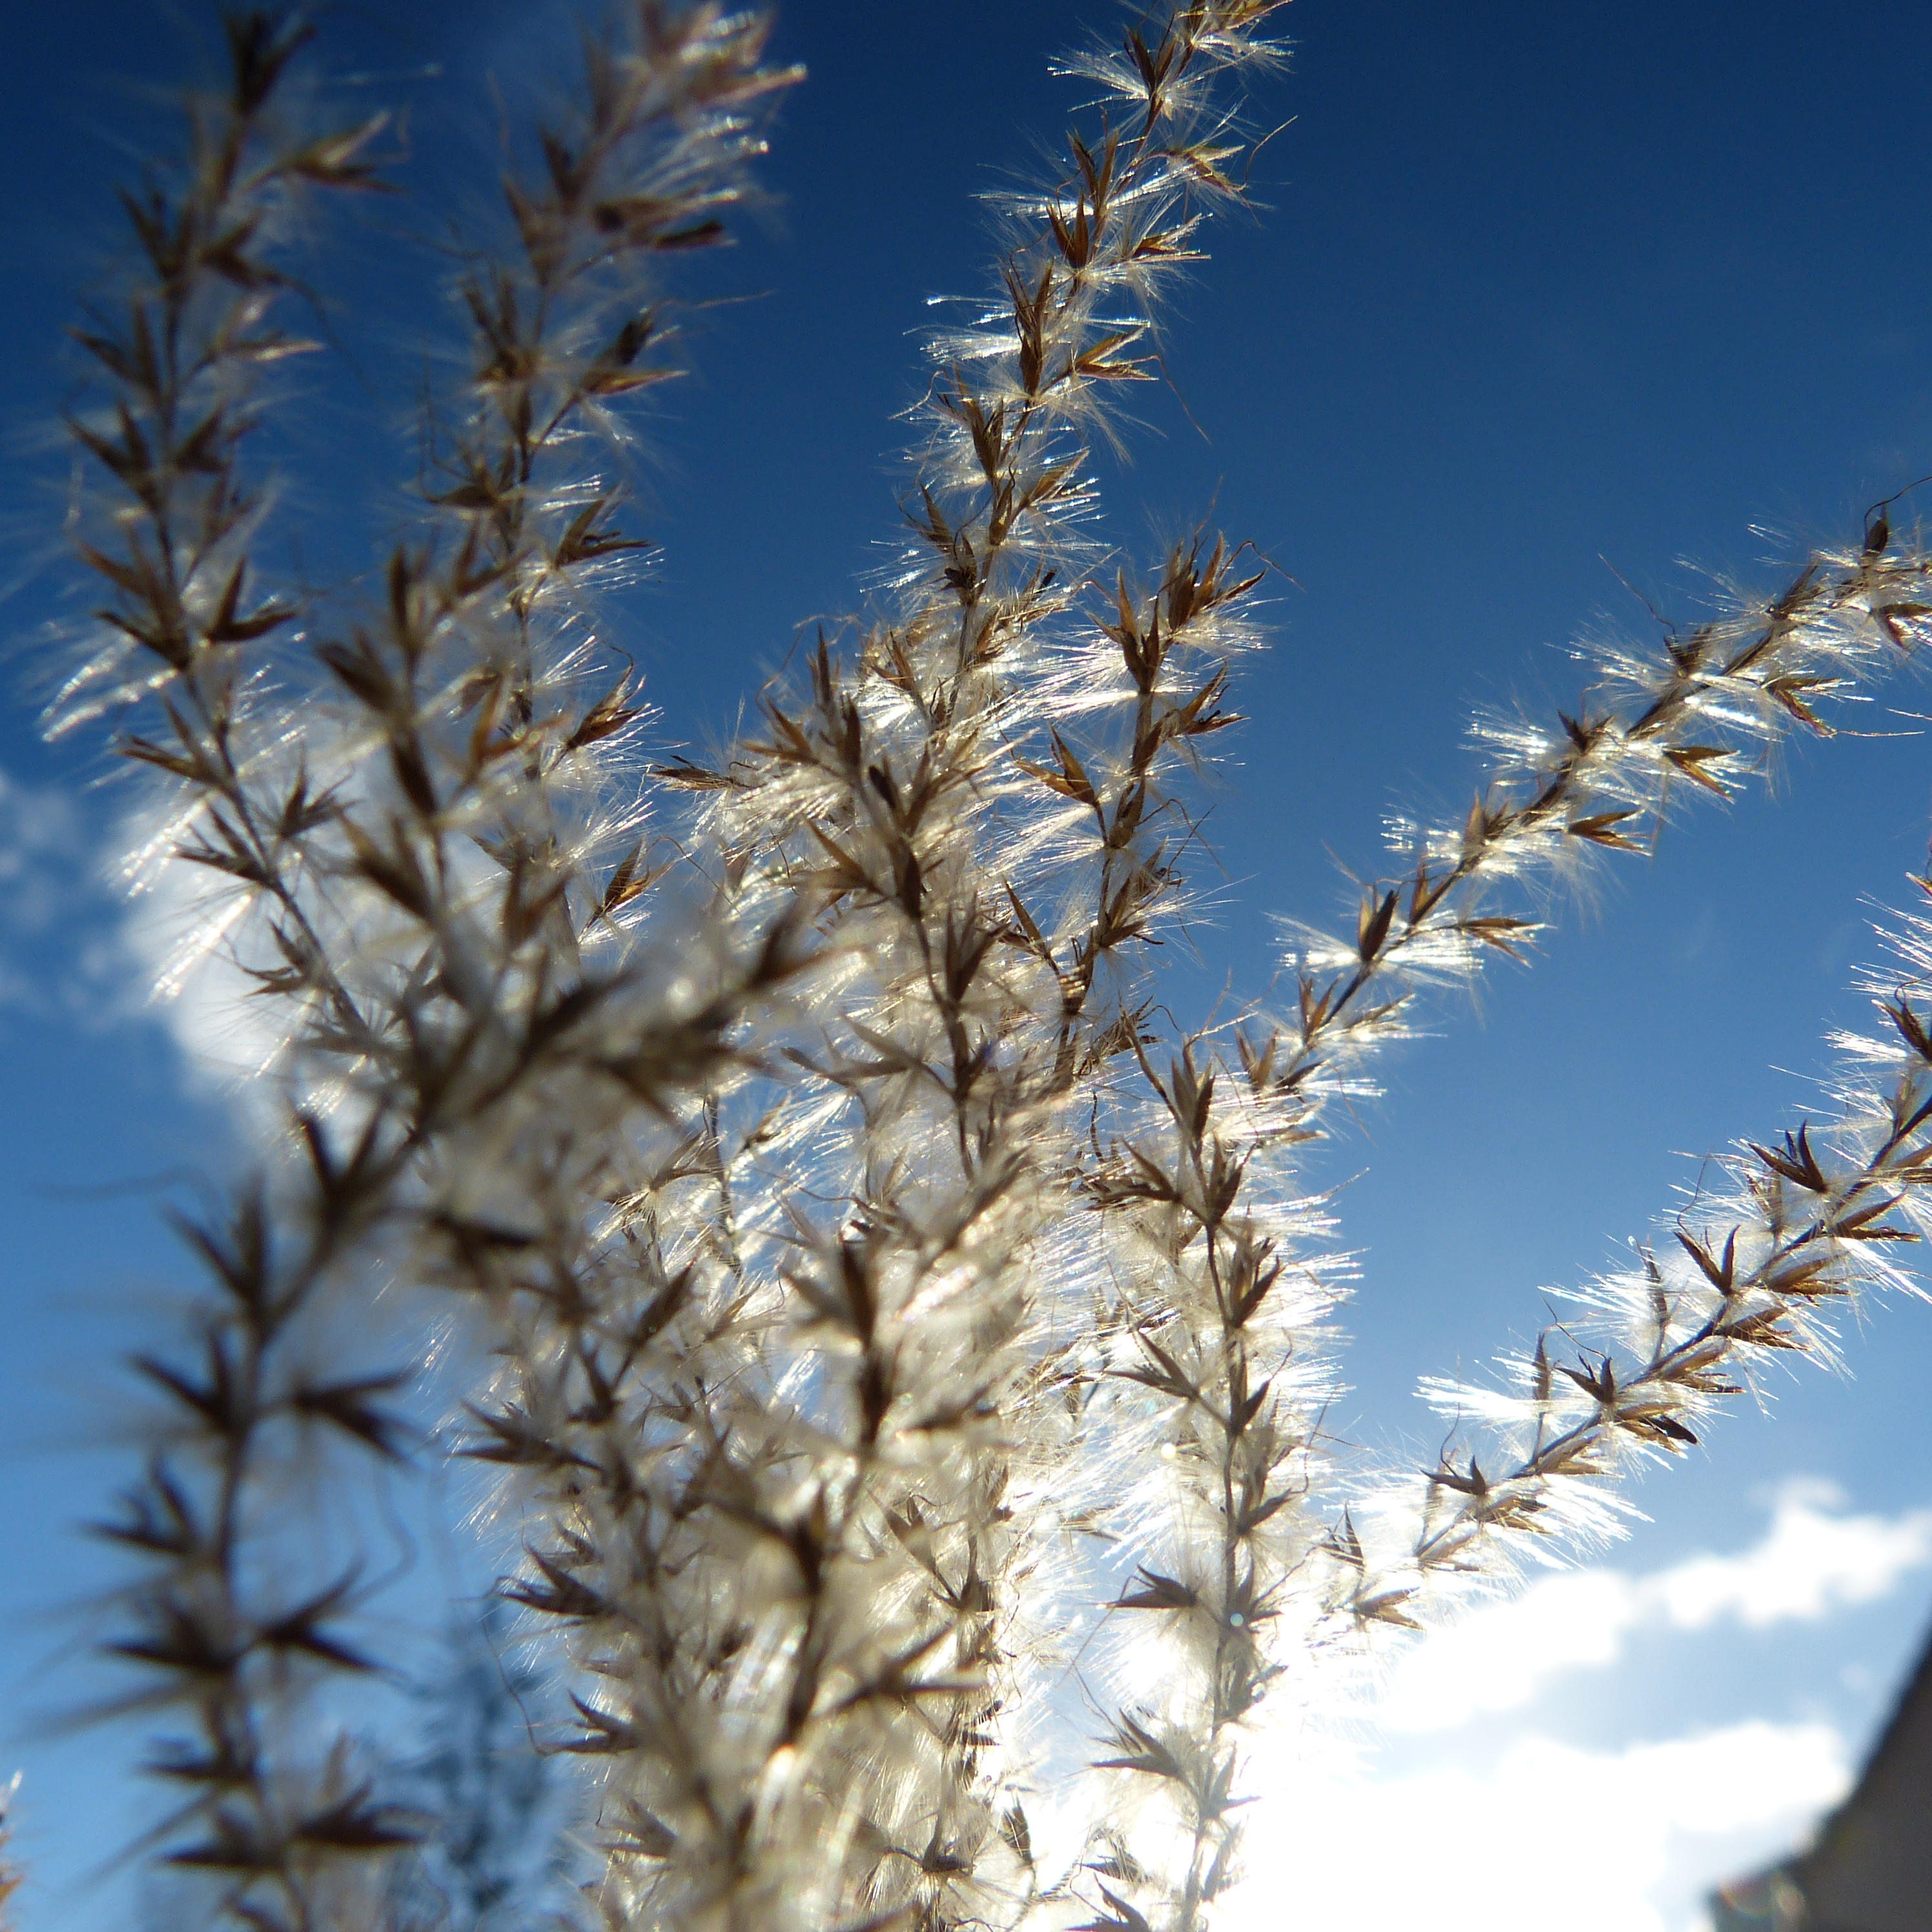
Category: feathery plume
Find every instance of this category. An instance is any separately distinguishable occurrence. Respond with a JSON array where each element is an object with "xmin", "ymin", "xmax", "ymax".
[{"xmin": 45, "ymin": 7, "xmax": 1932, "ymax": 1932}]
